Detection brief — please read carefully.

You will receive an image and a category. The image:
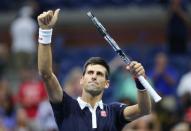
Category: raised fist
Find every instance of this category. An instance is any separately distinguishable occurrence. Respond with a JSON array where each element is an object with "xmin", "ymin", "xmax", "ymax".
[{"xmin": 37, "ymin": 9, "xmax": 60, "ymax": 29}]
